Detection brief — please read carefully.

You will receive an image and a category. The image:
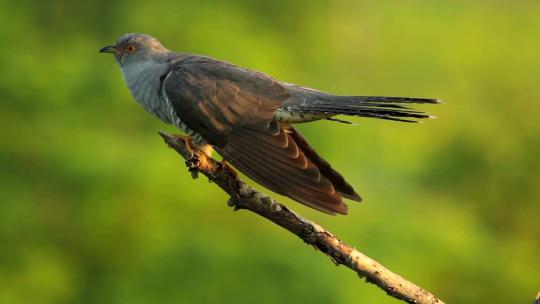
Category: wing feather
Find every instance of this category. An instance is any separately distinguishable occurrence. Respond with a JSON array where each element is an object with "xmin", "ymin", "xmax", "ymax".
[{"xmin": 163, "ymin": 56, "xmax": 357, "ymax": 214}]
